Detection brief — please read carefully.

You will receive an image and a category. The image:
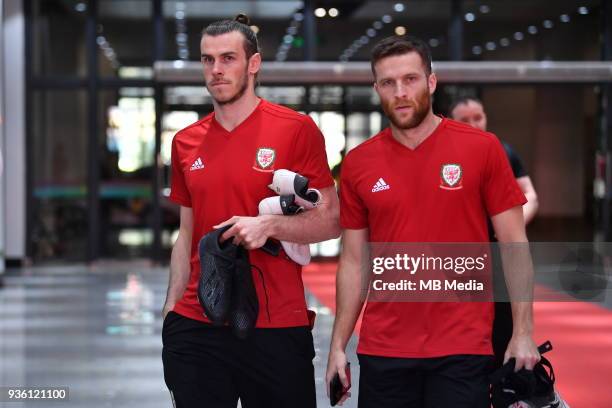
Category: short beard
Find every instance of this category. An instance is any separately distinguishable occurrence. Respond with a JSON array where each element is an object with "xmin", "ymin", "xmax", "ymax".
[
  {"xmin": 212, "ymin": 68, "xmax": 250, "ymax": 106},
  {"xmin": 383, "ymin": 86, "xmax": 431, "ymax": 130}
]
